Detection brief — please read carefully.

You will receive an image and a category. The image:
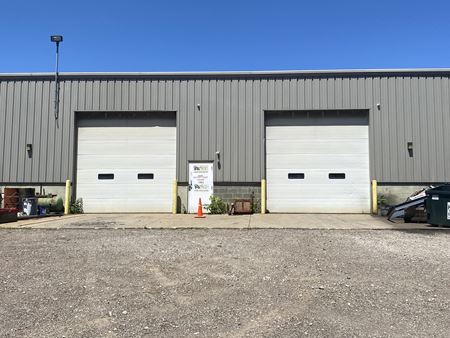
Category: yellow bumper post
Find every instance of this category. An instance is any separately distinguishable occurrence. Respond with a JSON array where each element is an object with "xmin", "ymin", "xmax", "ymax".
[
  {"xmin": 372, "ymin": 180, "xmax": 378, "ymax": 214},
  {"xmin": 64, "ymin": 180, "xmax": 71, "ymax": 215},
  {"xmin": 261, "ymin": 179, "xmax": 266, "ymax": 214}
]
